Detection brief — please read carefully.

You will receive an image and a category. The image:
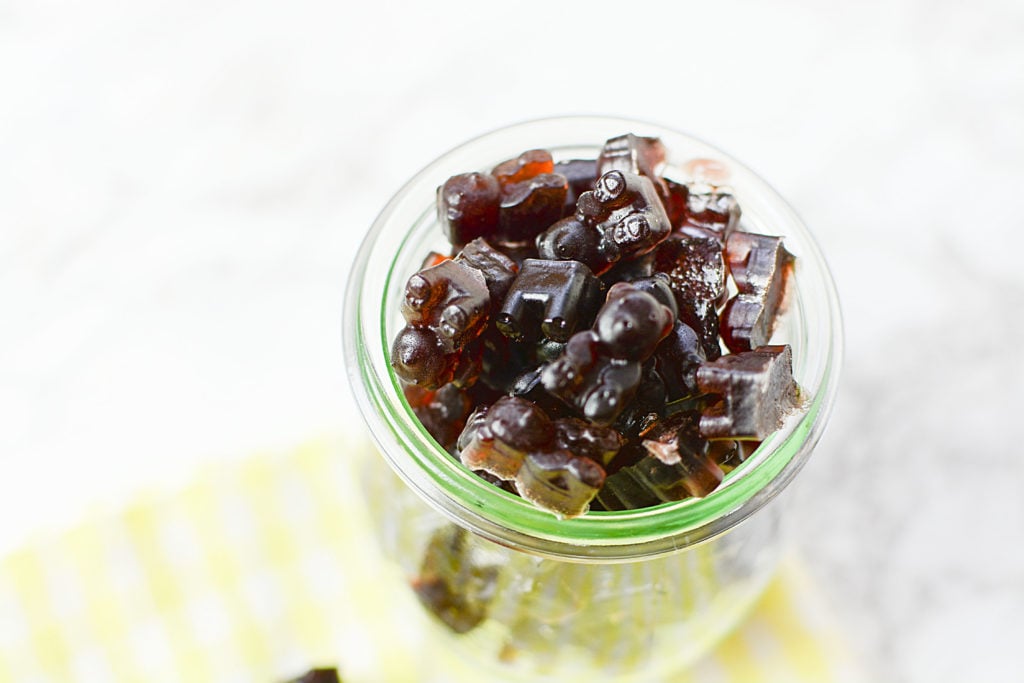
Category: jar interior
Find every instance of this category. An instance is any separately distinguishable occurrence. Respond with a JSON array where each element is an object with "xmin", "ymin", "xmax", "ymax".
[{"xmin": 348, "ymin": 117, "xmax": 841, "ymax": 560}]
